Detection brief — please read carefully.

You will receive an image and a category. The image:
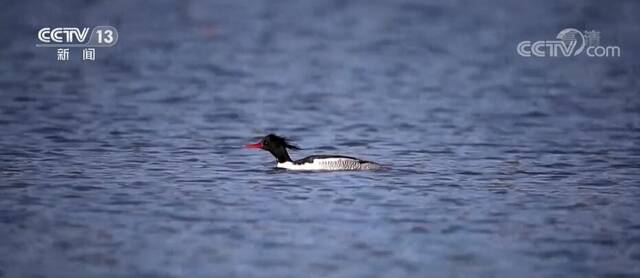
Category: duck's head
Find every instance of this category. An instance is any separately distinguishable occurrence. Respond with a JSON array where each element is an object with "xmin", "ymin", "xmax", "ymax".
[{"xmin": 245, "ymin": 134, "xmax": 299, "ymax": 163}]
